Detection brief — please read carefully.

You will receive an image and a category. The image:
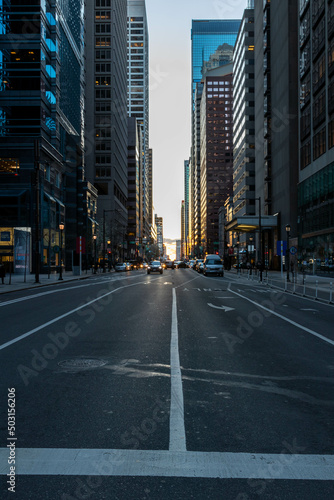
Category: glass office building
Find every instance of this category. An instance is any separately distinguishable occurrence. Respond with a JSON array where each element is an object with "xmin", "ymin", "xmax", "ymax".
[
  {"xmin": 298, "ymin": 0, "xmax": 334, "ymax": 271},
  {"xmin": 190, "ymin": 19, "xmax": 240, "ymax": 254},
  {"xmin": 191, "ymin": 20, "xmax": 240, "ymax": 110},
  {"xmin": 0, "ymin": 0, "xmax": 85, "ymax": 272}
]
